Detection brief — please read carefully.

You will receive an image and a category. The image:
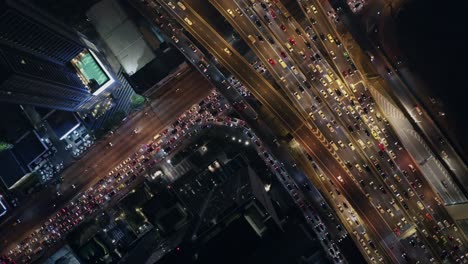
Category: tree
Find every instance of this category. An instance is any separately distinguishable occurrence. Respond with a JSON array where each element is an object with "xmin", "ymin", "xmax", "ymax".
[
  {"xmin": 0, "ymin": 141, "xmax": 13, "ymax": 153},
  {"xmin": 130, "ymin": 94, "xmax": 146, "ymax": 109}
]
